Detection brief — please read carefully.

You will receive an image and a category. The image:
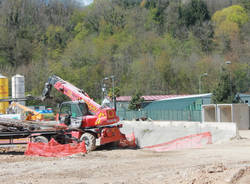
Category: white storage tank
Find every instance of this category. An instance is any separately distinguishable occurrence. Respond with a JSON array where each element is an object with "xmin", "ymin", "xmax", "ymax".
[{"xmin": 12, "ymin": 74, "xmax": 25, "ymax": 106}]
